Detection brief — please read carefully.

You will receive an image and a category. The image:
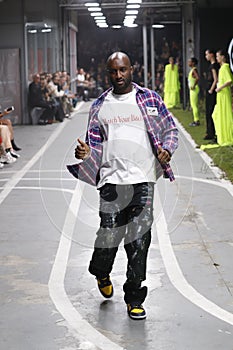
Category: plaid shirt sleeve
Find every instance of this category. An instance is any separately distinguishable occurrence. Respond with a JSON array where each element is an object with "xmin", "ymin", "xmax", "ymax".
[
  {"xmin": 135, "ymin": 84, "xmax": 178, "ymax": 181},
  {"xmin": 67, "ymin": 98, "xmax": 104, "ymax": 186}
]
